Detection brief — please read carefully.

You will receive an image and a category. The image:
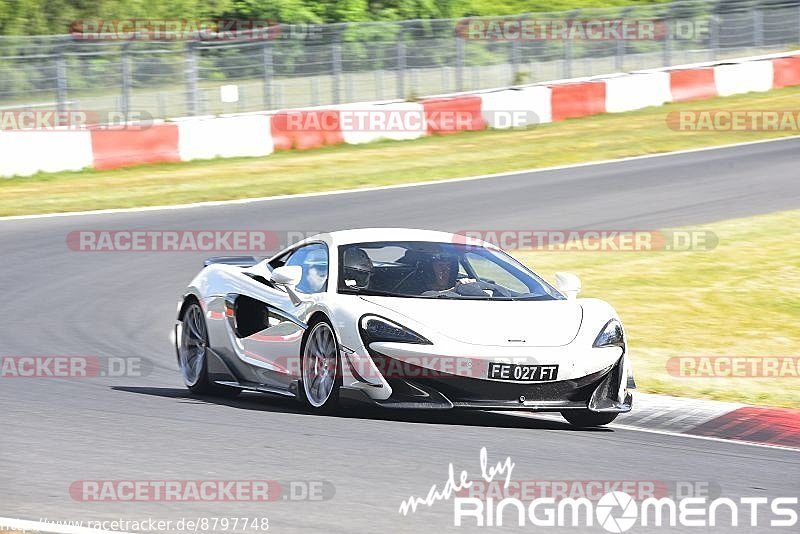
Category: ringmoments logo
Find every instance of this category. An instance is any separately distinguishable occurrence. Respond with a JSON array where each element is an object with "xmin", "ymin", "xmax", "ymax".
[{"xmin": 398, "ymin": 448, "xmax": 799, "ymax": 530}]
